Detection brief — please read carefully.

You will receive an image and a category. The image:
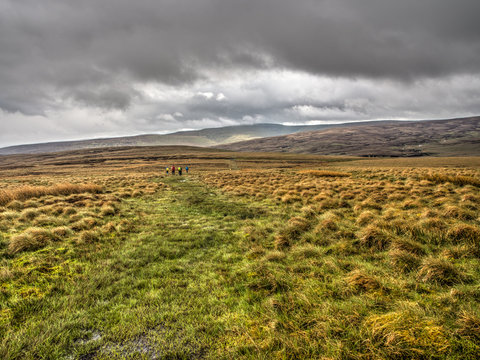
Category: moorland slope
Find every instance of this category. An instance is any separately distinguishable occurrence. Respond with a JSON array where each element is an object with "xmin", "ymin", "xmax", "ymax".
[{"xmin": 219, "ymin": 116, "xmax": 480, "ymax": 157}]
